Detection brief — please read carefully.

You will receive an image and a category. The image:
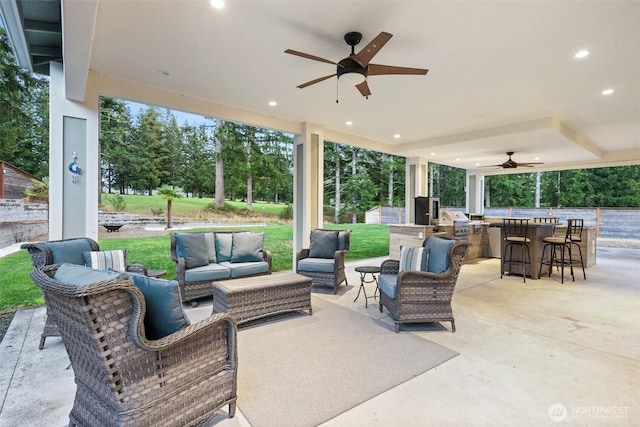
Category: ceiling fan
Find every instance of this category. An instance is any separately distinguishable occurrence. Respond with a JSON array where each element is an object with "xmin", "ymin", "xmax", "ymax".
[
  {"xmin": 284, "ymin": 31, "xmax": 428, "ymax": 99},
  {"xmin": 482, "ymin": 152, "xmax": 544, "ymax": 169}
]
